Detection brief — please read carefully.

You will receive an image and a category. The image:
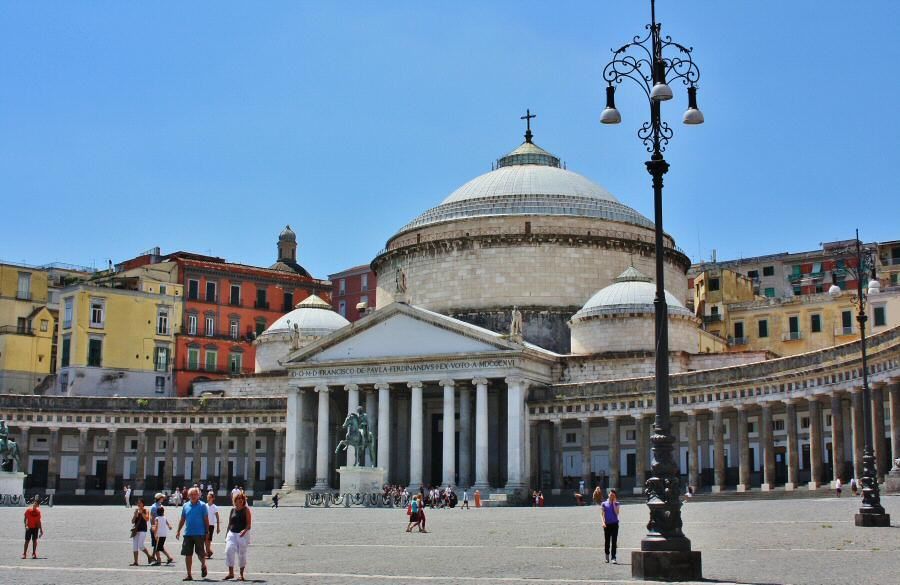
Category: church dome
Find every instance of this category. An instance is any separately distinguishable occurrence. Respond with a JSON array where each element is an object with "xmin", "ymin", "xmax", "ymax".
[
  {"xmin": 572, "ymin": 266, "xmax": 692, "ymax": 322},
  {"xmin": 394, "ymin": 140, "xmax": 653, "ymax": 235},
  {"xmin": 262, "ymin": 294, "xmax": 349, "ymax": 338},
  {"xmin": 279, "ymin": 225, "xmax": 297, "ymax": 242}
]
